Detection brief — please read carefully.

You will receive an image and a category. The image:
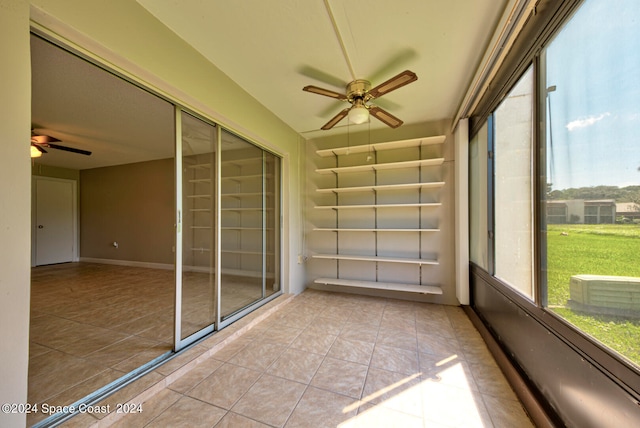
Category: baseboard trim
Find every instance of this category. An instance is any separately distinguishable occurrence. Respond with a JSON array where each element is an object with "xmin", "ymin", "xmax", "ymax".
[
  {"xmin": 463, "ymin": 305, "xmax": 556, "ymax": 428},
  {"xmin": 79, "ymin": 257, "xmax": 174, "ymax": 270}
]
